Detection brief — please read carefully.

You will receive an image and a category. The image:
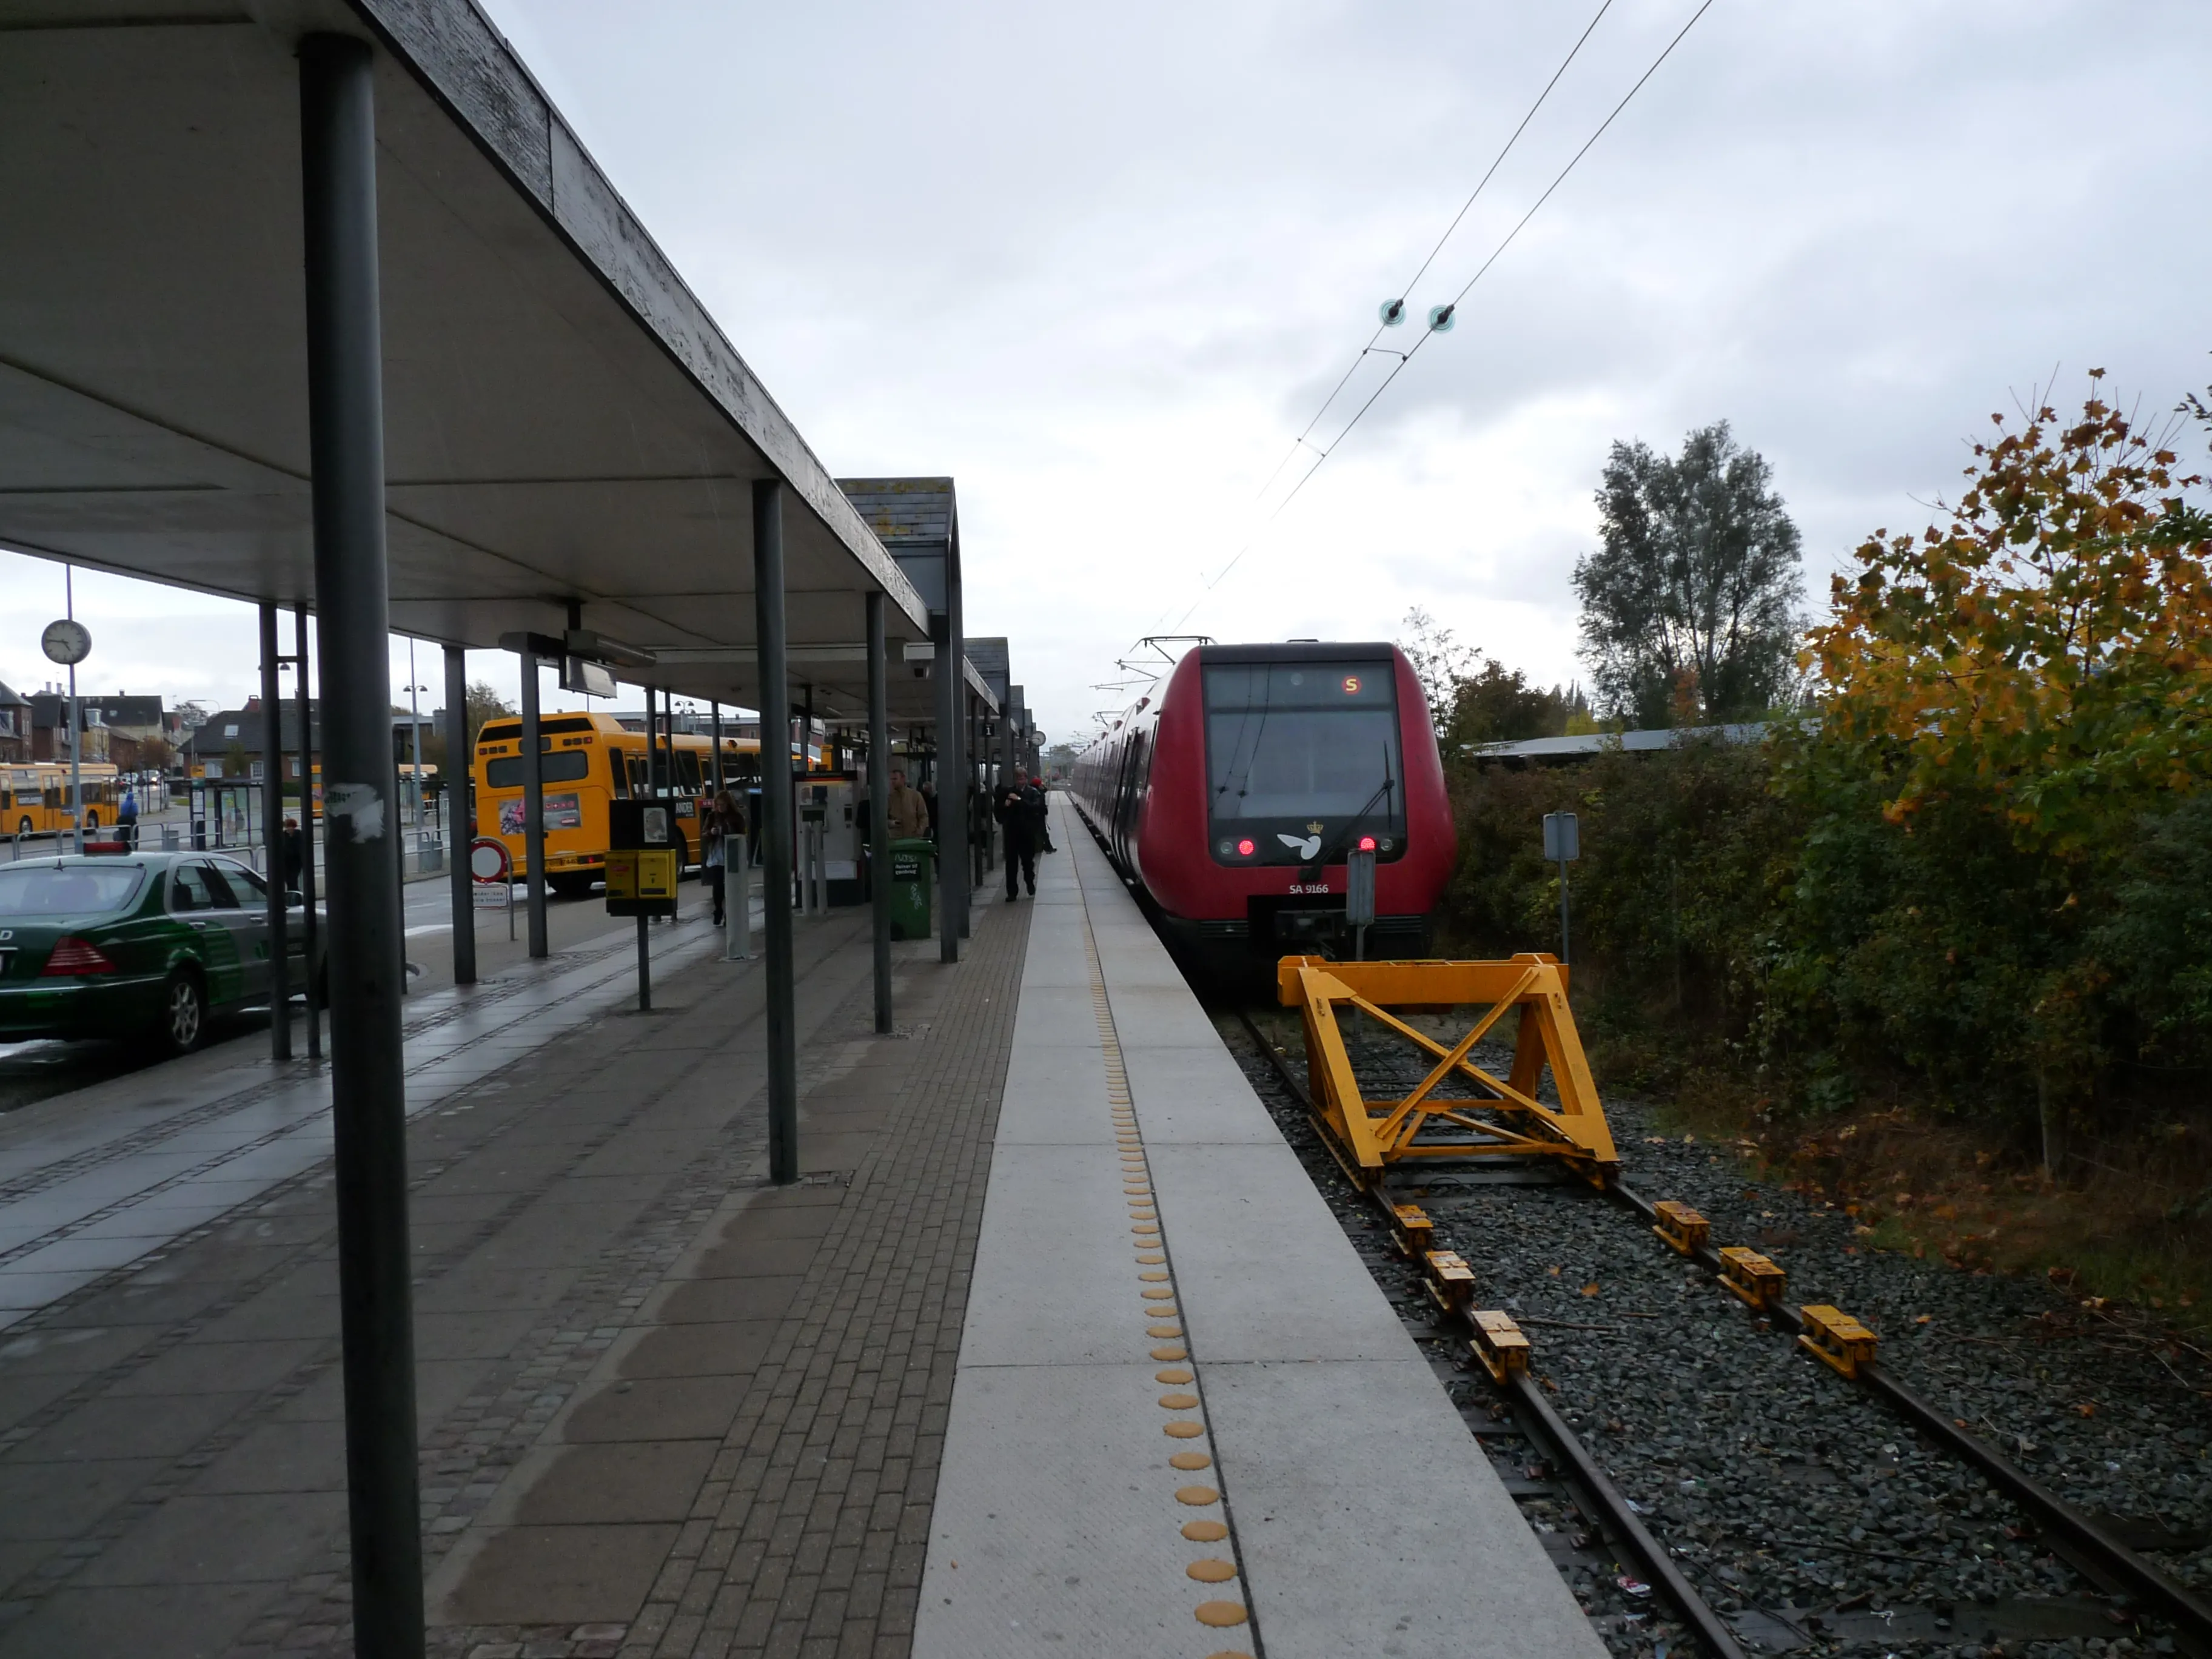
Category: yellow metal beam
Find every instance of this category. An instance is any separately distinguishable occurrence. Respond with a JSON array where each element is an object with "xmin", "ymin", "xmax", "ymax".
[{"xmin": 1276, "ymin": 954, "xmax": 1620, "ymax": 1182}]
